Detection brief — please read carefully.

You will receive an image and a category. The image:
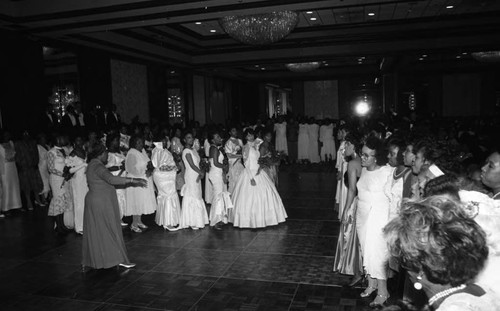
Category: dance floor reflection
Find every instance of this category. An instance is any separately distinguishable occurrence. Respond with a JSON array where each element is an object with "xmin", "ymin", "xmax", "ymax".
[{"xmin": 0, "ymin": 167, "xmax": 375, "ymax": 310}]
